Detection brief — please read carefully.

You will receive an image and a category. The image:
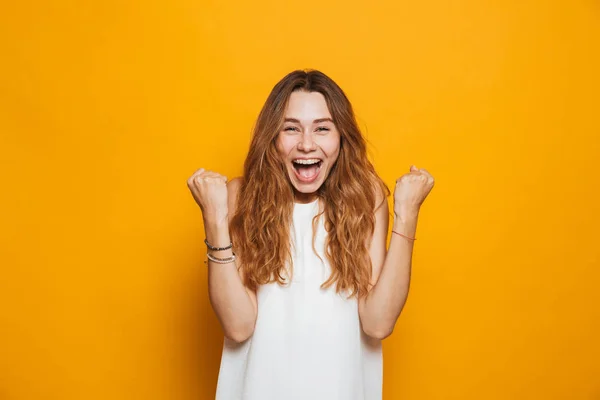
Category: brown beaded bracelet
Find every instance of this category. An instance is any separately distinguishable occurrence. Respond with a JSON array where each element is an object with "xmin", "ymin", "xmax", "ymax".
[{"xmin": 204, "ymin": 238, "xmax": 233, "ymax": 251}]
